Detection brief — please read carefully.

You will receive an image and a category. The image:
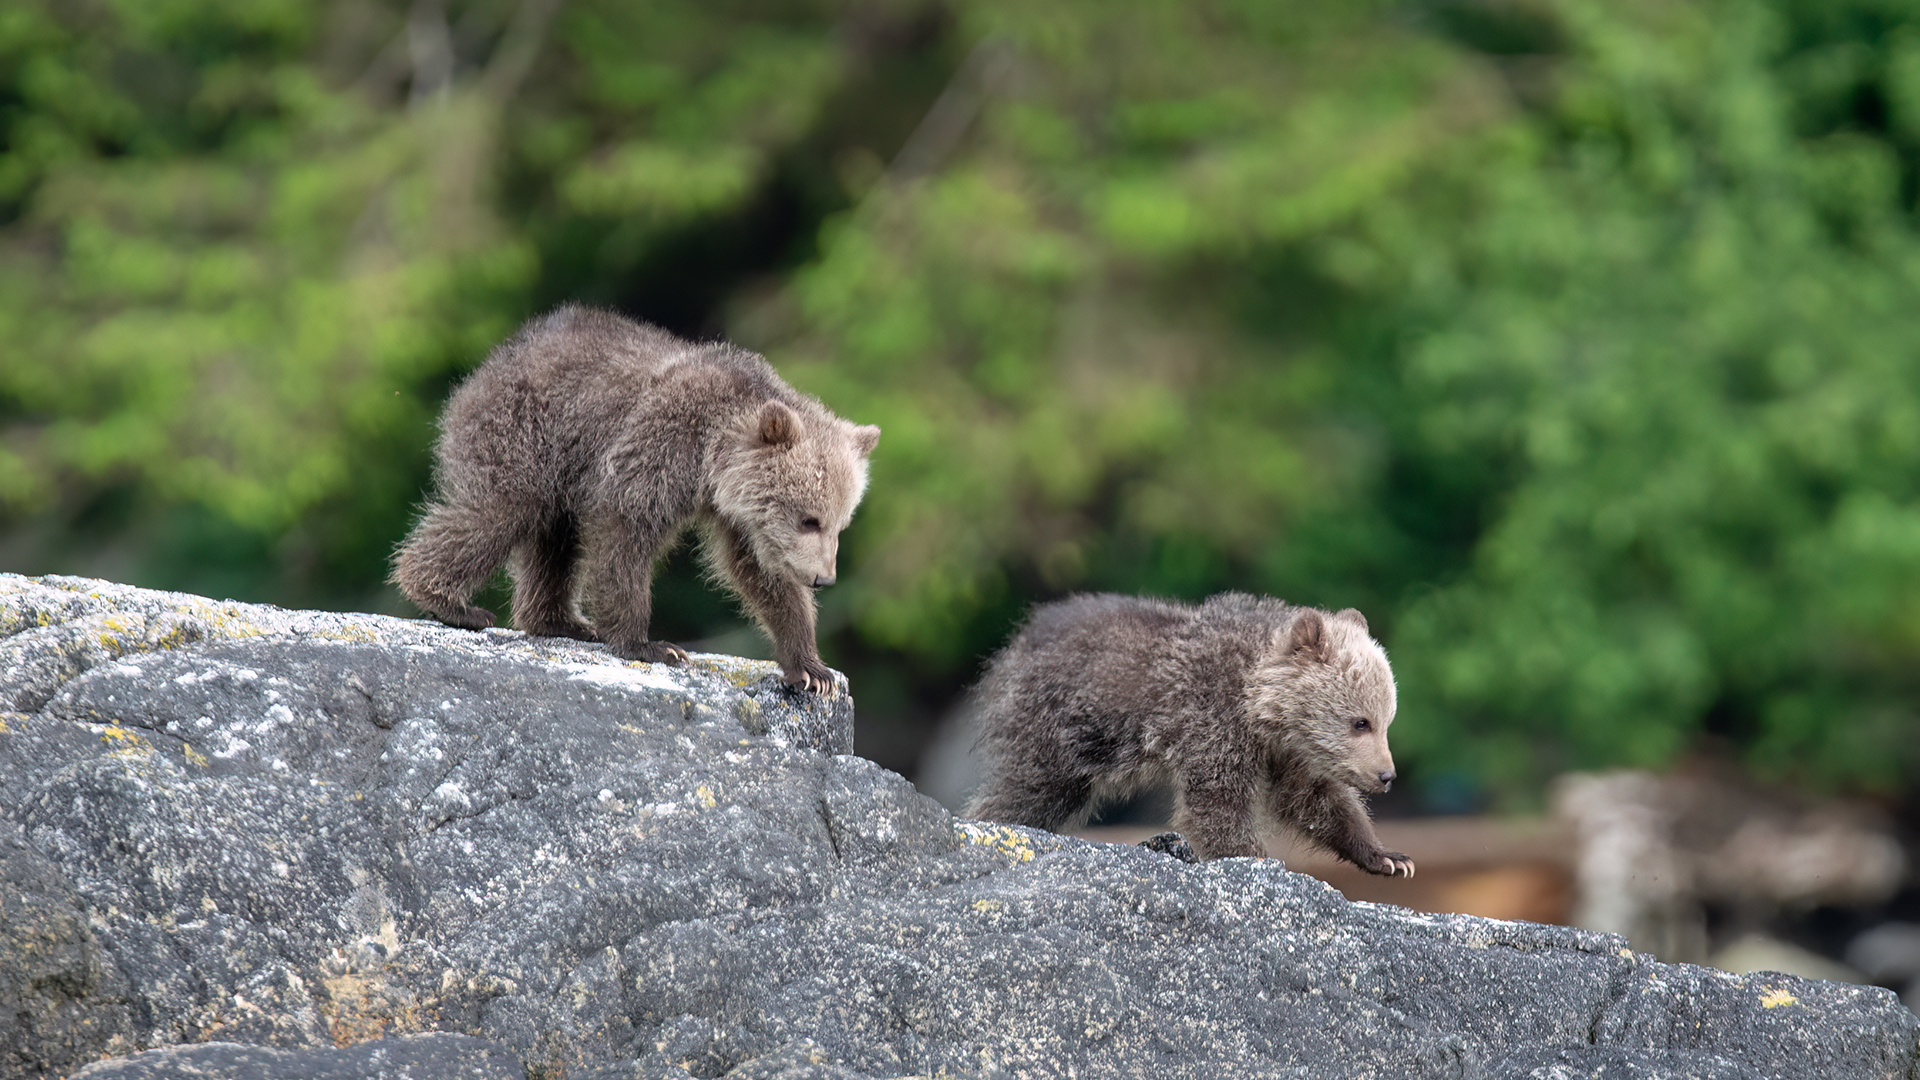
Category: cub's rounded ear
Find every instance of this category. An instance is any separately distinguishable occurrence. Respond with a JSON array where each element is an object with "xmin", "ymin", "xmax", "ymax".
[
  {"xmin": 1334, "ymin": 608, "xmax": 1369, "ymax": 634},
  {"xmin": 850, "ymin": 424, "xmax": 880, "ymax": 457},
  {"xmin": 1287, "ymin": 609, "xmax": 1328, "ymax": 660},
  {"xmin": 756, "ymin": 401, "xmax": 803, "ymax": 447}
]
